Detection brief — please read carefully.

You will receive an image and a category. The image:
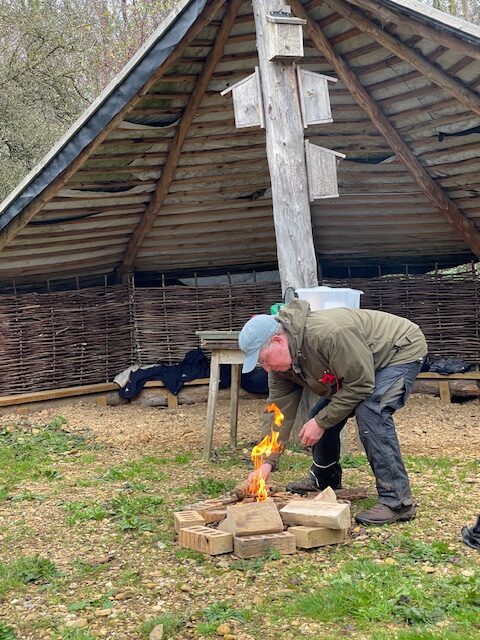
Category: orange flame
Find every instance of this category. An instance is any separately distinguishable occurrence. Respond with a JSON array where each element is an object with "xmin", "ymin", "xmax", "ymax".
[{"xmin": 248, "ymin": 403, "xmax": 284, "ymax": 502}]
